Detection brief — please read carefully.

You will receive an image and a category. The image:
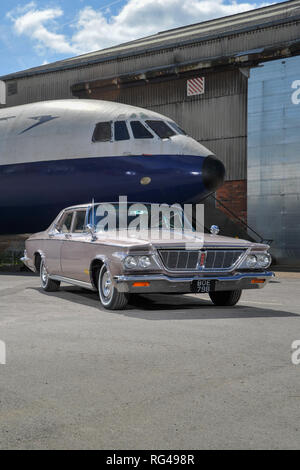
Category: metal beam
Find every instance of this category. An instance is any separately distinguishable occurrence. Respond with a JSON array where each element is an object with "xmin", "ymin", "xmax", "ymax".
[{"xmin": 71, "ymin": 38, "xmax": 300, "ymax": 96}]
